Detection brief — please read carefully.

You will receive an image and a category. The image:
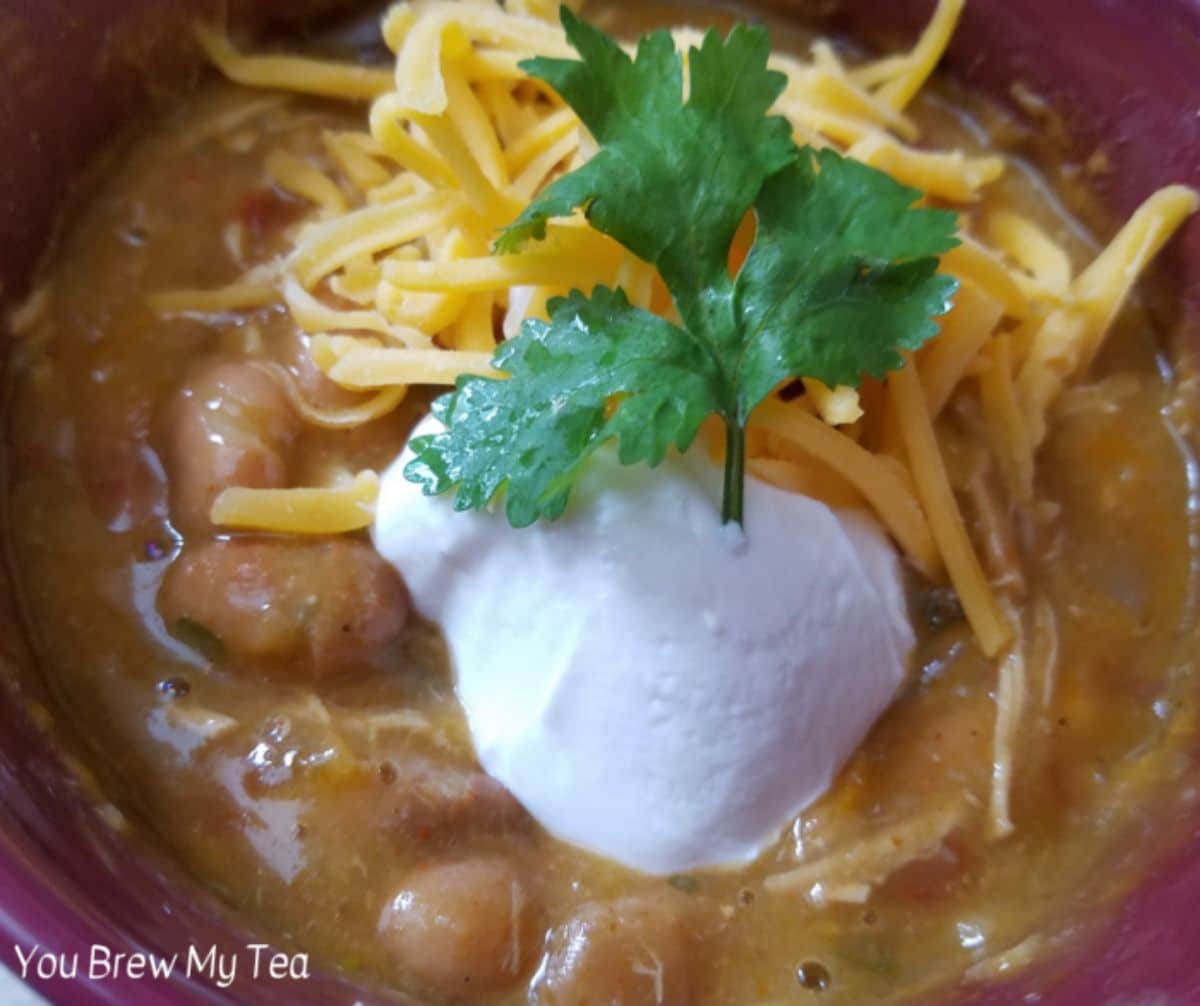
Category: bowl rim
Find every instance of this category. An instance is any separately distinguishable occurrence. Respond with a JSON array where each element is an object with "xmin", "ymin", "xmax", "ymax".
[{"xmin": 0, "ymin": 1, "xmax": 1198, "ymax": 1003}]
